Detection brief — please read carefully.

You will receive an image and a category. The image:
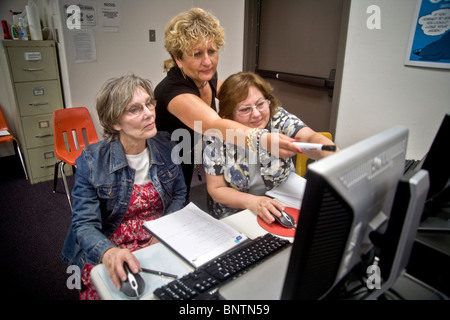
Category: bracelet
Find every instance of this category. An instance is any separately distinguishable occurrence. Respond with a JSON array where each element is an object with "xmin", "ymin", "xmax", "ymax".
[
  {"xmin": 246, "ymin": 128, "xmax": 259, "ymax": 153},
  {"xmin": 246, "ymin": 128, "xmax": 269, "ymax": 154},
  {"xmin": 256, "ymin": 129, "xmax": 268, "ymax": 152}
]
